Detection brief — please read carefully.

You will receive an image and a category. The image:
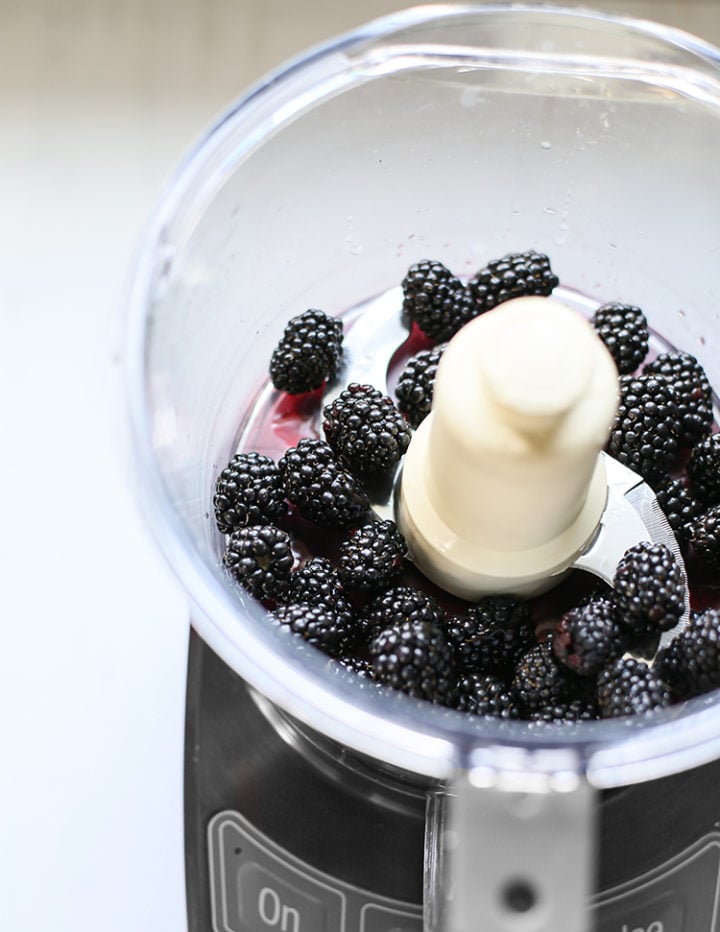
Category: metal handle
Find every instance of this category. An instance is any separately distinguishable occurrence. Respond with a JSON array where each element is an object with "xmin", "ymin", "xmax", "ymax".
[{"xmin": 425, "ymin": 766, "xmax": 596, "ymax": 932}]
